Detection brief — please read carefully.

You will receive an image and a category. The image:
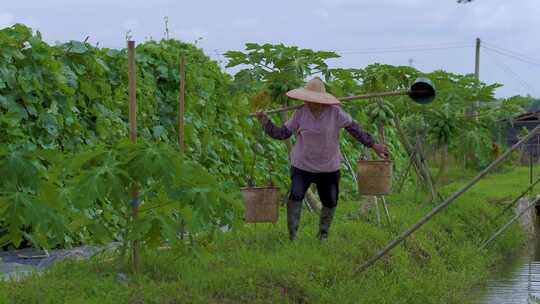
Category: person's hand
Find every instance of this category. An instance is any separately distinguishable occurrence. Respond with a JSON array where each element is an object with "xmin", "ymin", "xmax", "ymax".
[
  {"xmin": 372, "ymin": 143, "xmax": 390, "ymax": 160},
  {"xmin": 255, "ymin": 111, "xmax": 269, "ymax": 124}
]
